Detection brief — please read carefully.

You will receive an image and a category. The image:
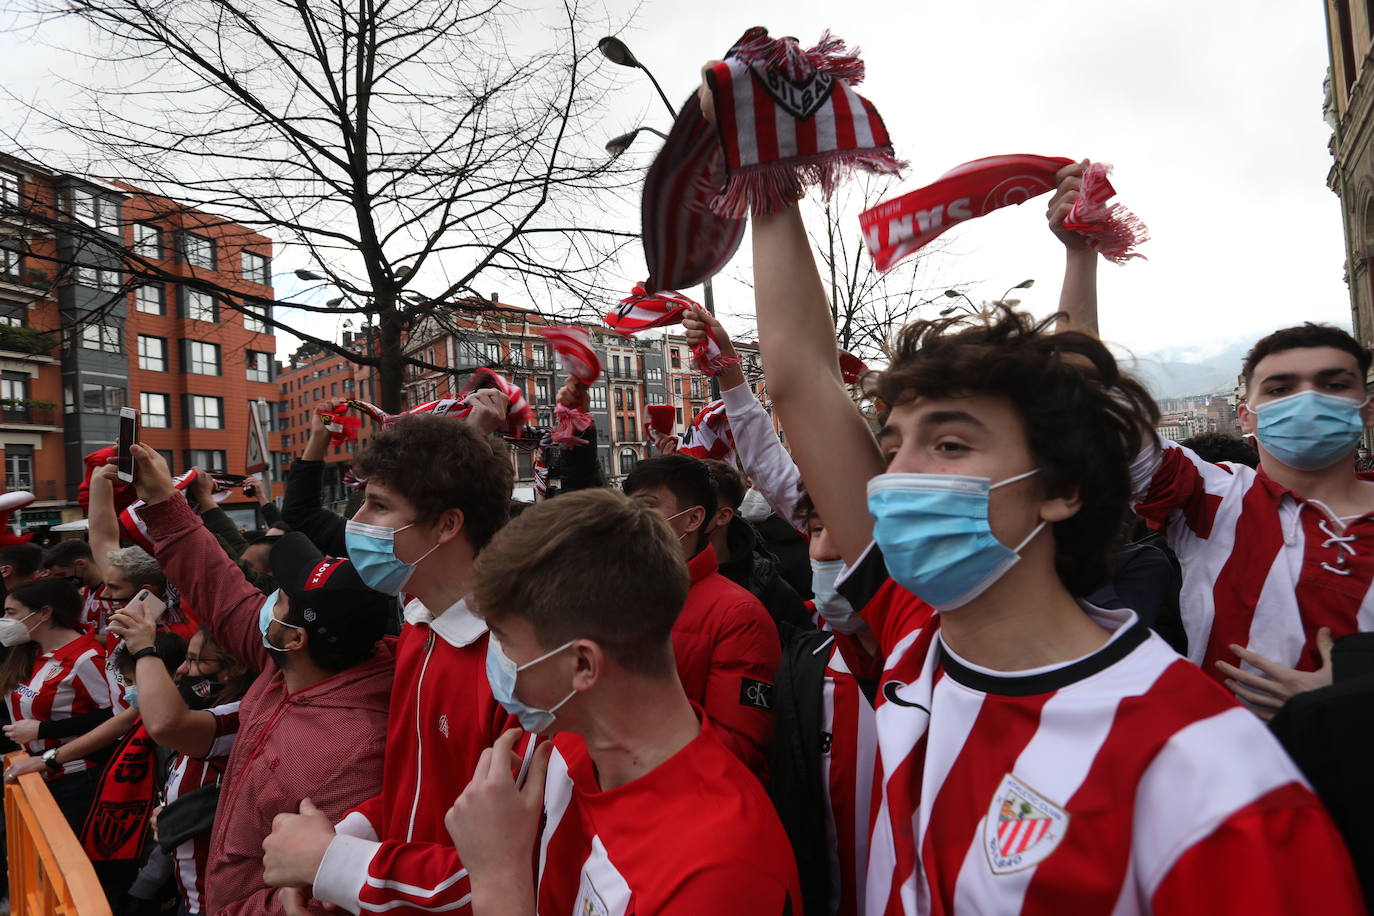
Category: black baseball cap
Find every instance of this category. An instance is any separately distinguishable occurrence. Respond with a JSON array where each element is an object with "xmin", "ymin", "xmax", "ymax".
[{"xmin": 268, "ymin": 533, "xmax": 389, "ymax": 650}]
